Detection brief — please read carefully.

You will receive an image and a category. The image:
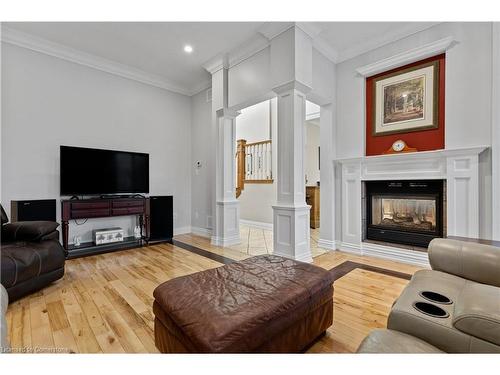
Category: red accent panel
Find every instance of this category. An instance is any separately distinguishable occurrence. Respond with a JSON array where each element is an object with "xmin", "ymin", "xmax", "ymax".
[{"xmin": 365, "ymin": 54, "xmax": 446, "ymax": 156}]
